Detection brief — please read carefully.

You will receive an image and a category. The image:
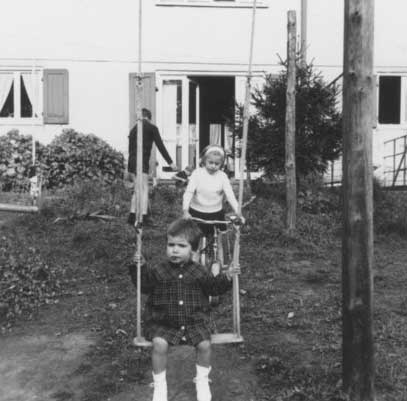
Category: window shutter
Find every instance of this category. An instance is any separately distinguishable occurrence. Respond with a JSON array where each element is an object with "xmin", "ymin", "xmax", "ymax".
[
  {"xmin": 129, "ymin": 72, "xmax": 156, "ymax": 127},
  {"xmin": 142, "ymin": 73, "xmax": 157, "ymax": 123},
  {"xmin": 43, "ymin": 69, "xmax": 69, "ymax": 124},
  {"xmin": 129, "ymin": 72, "xmax": 157, "ymax": 174}
]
